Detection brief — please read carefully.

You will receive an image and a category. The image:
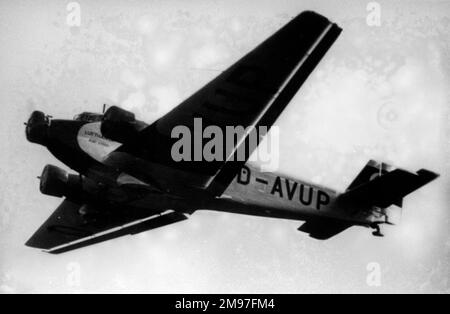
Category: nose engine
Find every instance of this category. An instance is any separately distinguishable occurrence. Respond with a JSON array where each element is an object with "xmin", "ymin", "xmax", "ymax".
[{"xmin": 25, "ymin": 111, "xmax": 50, "ymax": 145}]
